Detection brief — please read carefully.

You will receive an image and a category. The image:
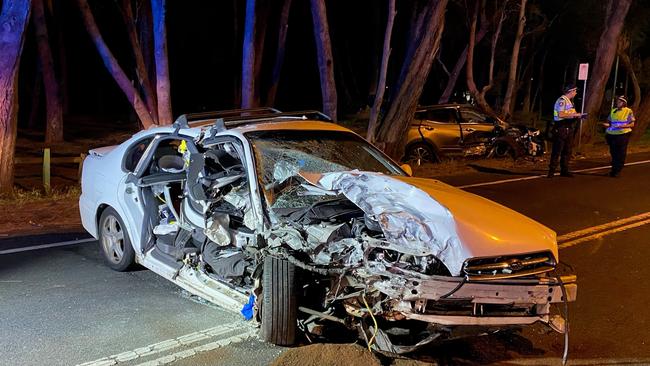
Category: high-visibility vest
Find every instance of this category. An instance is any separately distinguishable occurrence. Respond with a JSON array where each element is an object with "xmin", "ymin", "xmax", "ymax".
[
  {"xmin": 607, "ymin": 107, "xmax": 634, "ymax": 135},
  {"xmin": 553, "ymin": 95, "xmax": 576, "ymax": 121}
]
